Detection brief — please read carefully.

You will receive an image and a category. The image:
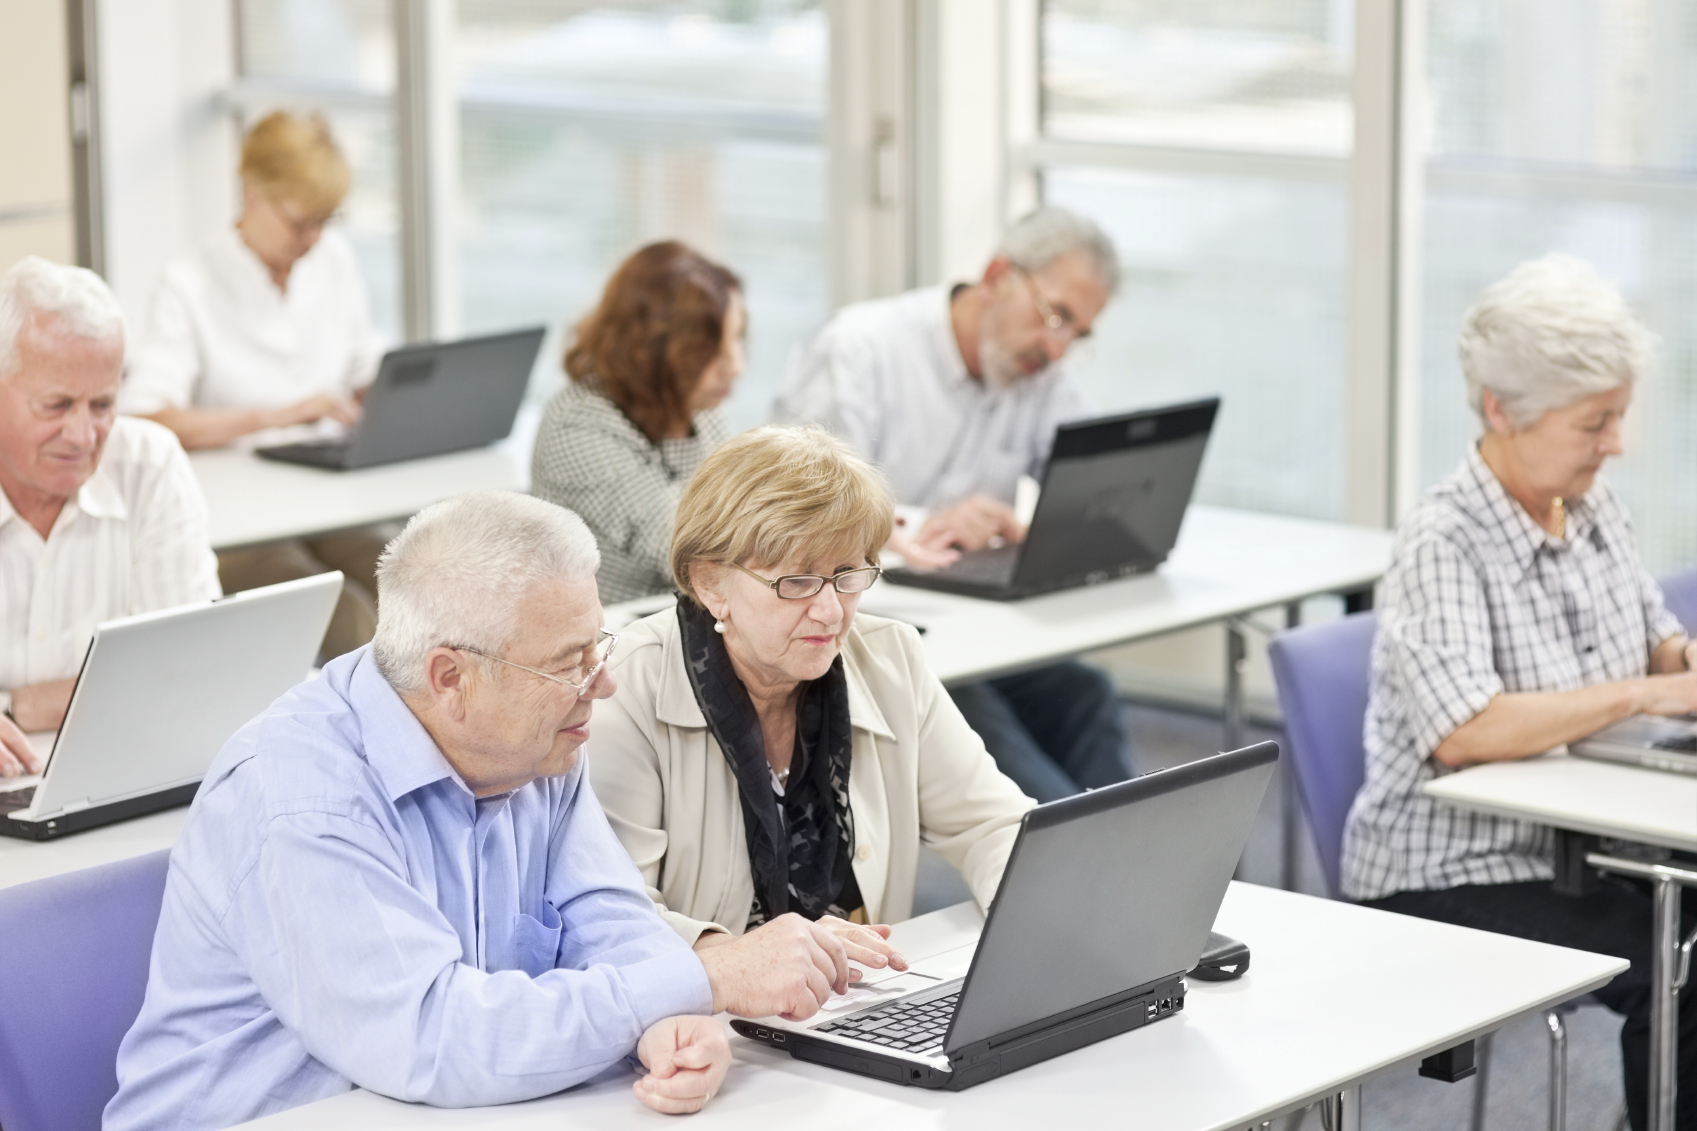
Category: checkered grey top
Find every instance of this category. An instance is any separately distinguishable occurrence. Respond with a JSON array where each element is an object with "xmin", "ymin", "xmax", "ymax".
[
  {"xmin": 530, "ymin": 382, "xmax": 729, "ymax": 604},
  {"xmin": 1341, "ymin": 444, "xmax": 1681, "ymax": 901}
]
